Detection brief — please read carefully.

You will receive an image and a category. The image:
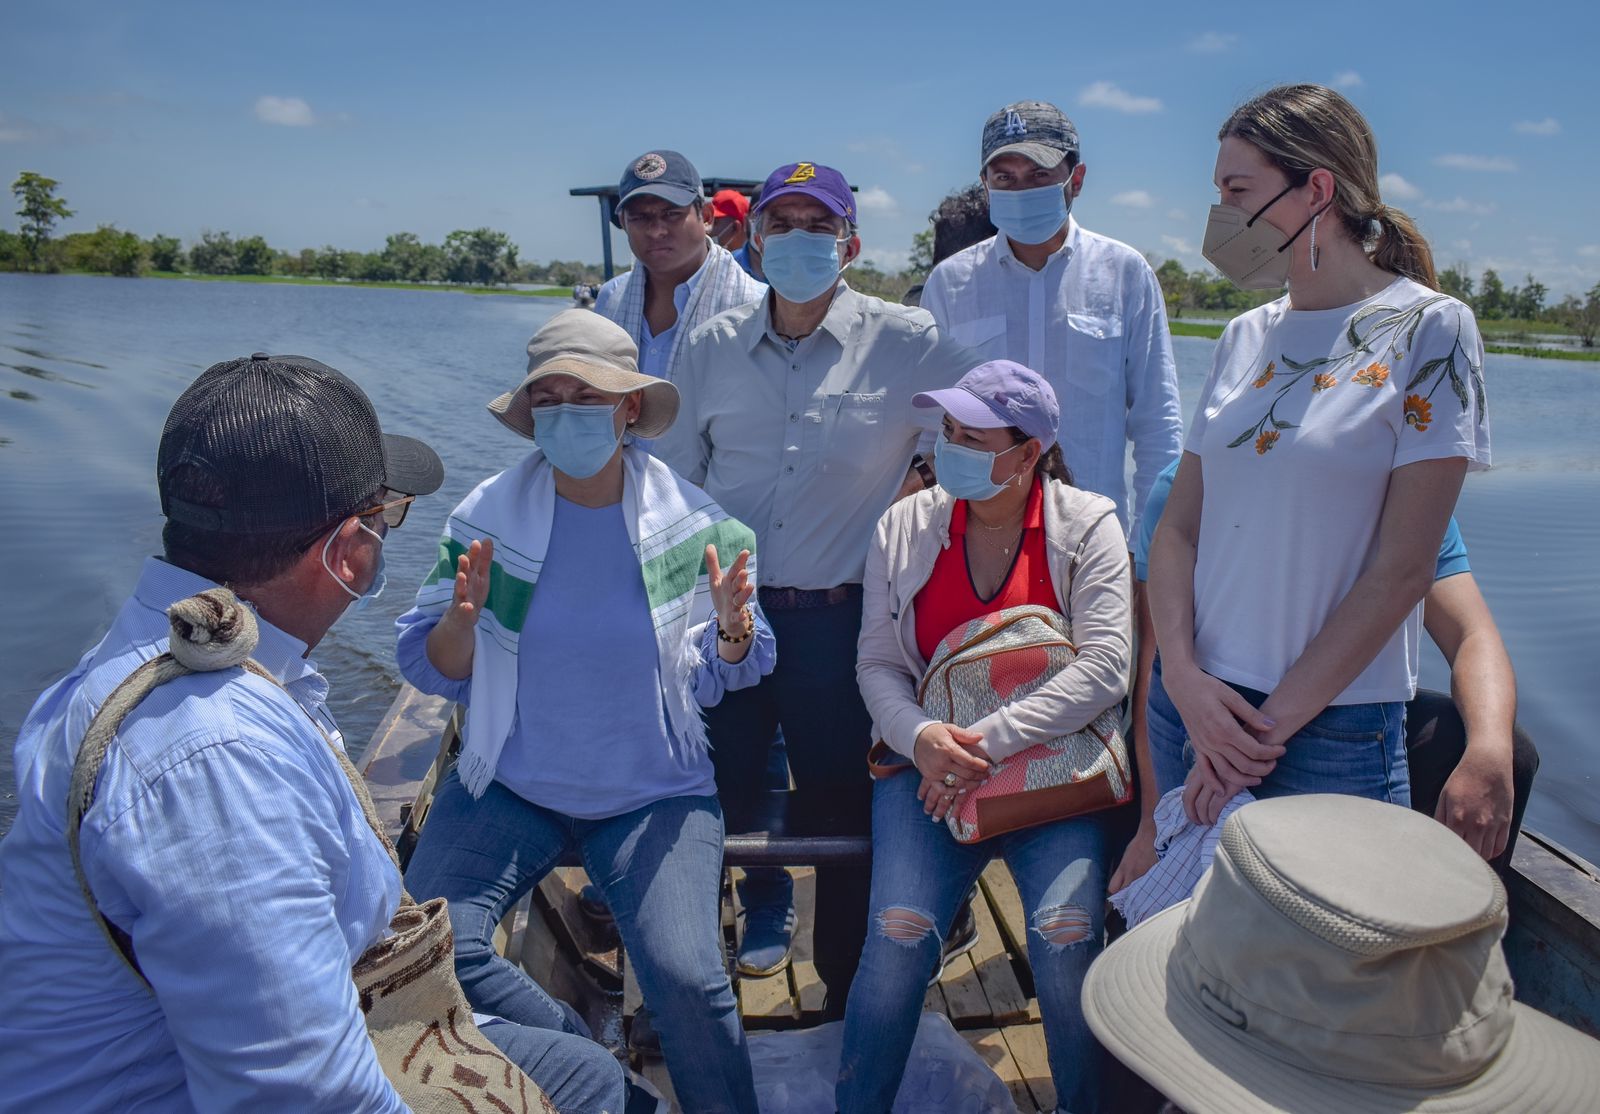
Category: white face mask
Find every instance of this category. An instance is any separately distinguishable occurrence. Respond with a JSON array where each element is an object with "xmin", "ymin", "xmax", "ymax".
[
  {"xmin": 322, "ymin": 517, "xmax": 386, "ymax": 611},
  {"xmin": 1202, "ymin": 182, "xmax": 1325, "ymax": 291}
]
